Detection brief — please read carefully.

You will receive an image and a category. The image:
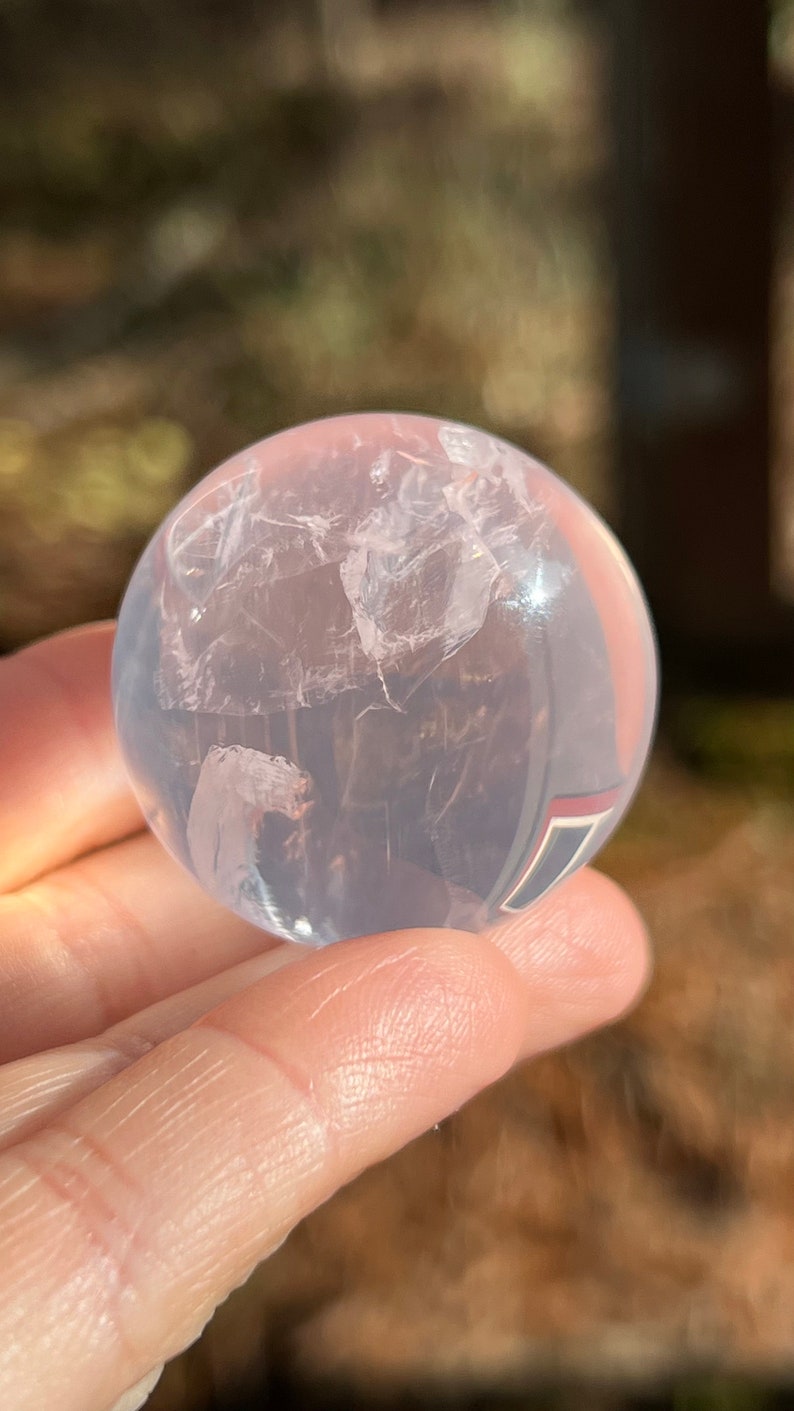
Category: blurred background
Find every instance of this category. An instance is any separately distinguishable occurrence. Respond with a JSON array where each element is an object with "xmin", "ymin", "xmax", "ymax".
[{"xmin": 2, "ymin": 0, "xmax": 794, "ymax": 1407}]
